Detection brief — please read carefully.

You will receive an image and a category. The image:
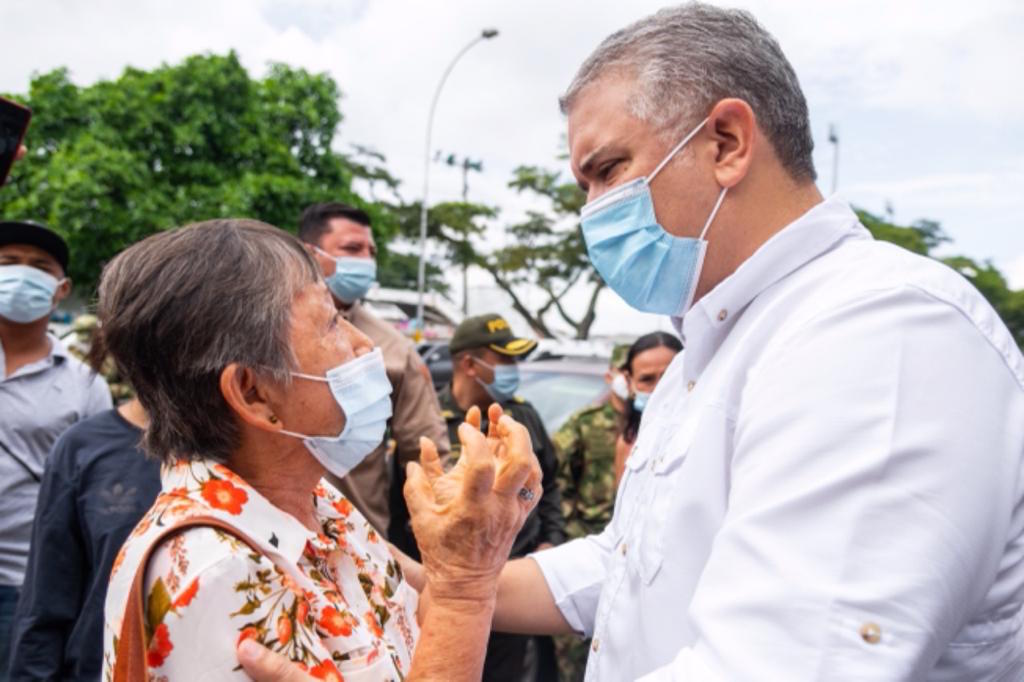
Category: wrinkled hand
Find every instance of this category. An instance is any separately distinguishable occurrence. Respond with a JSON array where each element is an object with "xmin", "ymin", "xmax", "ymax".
[
  {"xmin": 418, "ymin": 404, "xmax": 516, "ymax": 505},
  {"xmin": 405, "ymin": 403, "xmax": 541, "ymax": 603}
]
